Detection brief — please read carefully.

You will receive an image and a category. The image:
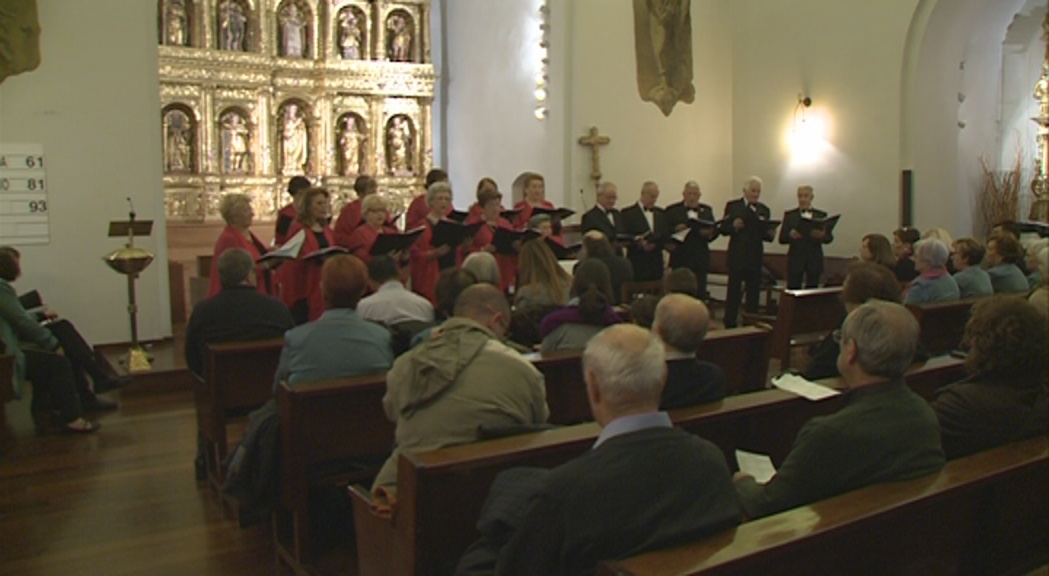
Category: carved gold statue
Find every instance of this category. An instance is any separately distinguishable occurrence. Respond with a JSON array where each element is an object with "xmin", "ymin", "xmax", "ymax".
[
  {"xmin": 387, "ymin": 116, "xmax": 413, "ymax": 175},
  {"xmin": 388, "ymin": 14, "xmax": 412, "ymax": 62},
  {"xmin": 340, "ymin": 115, "xmax": 366, "ymax": 176},
  {"xmin": 281, "ymin": 103, "xmax": 309, "ymax": 175},
  {"xmin": 221, "ymin": 111, "xmax": 250, "ymax": 174},
  {"xmin": 279, "ymin": 3, "xmax": 307, "ymax": 58},
  {"xmin": 338, "ymin": 9, "xmax": 363, "ymax": 60}
]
